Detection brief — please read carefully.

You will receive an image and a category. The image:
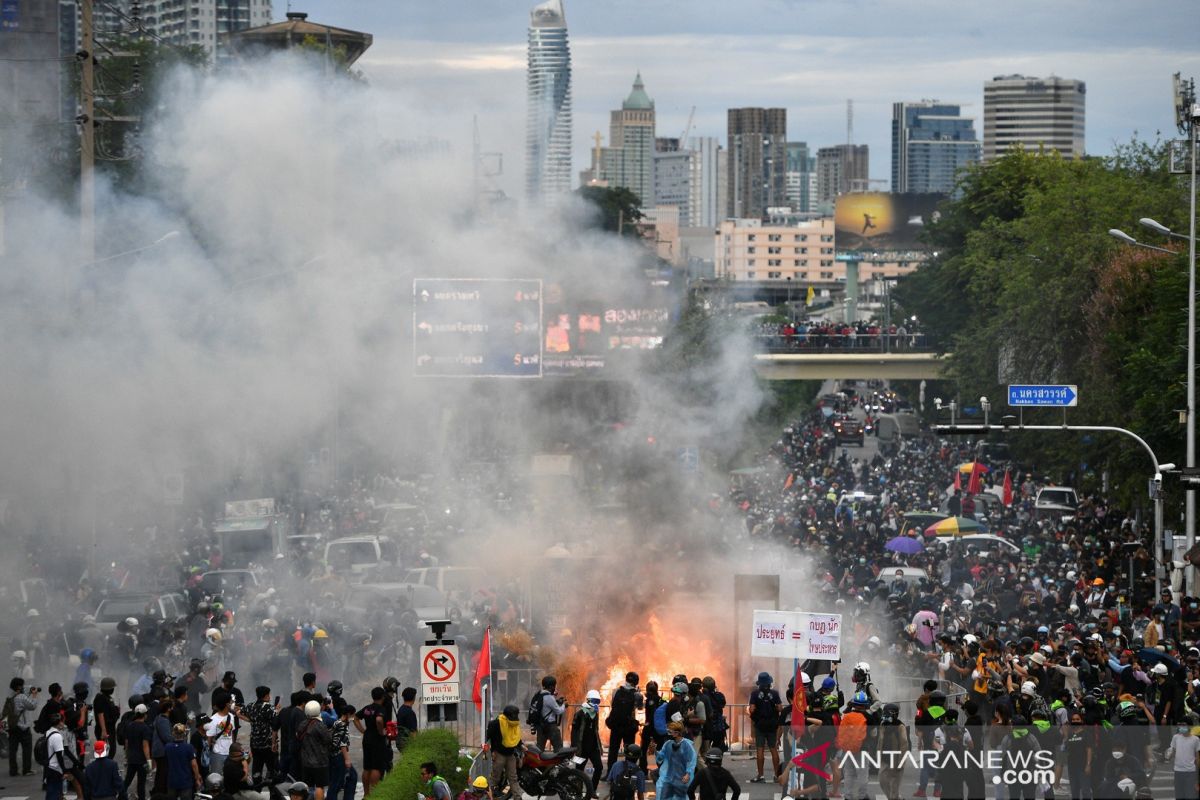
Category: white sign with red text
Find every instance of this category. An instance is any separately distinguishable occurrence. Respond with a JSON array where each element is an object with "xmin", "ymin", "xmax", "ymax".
[{"xmin": 751, "ymin": 610, "xmax": 842, "ymax": 661}]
